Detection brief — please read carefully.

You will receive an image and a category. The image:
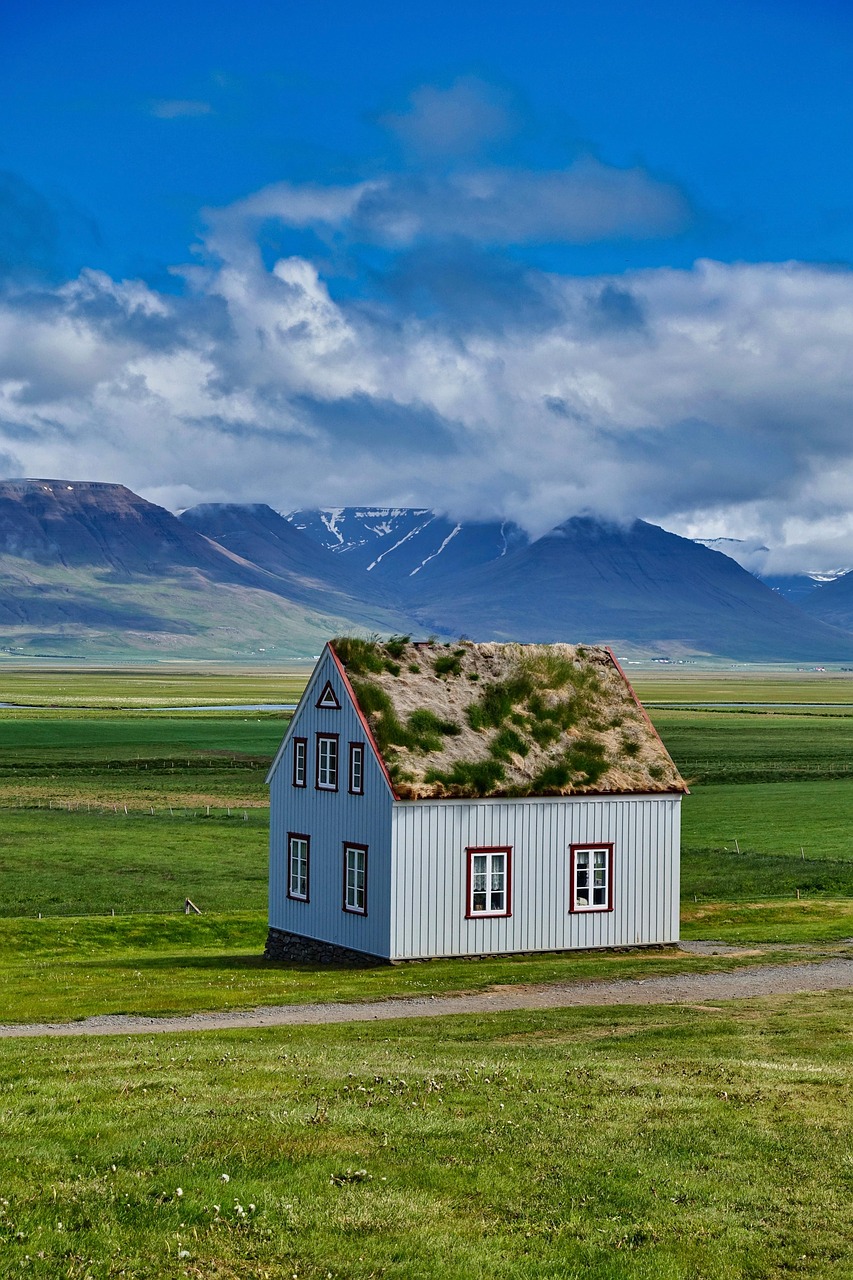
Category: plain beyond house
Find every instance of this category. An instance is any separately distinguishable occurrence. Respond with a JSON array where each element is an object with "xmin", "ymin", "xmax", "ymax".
[{"xmin": 265, "ymin": 638, "xmax": 687, "ymax": 963}]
